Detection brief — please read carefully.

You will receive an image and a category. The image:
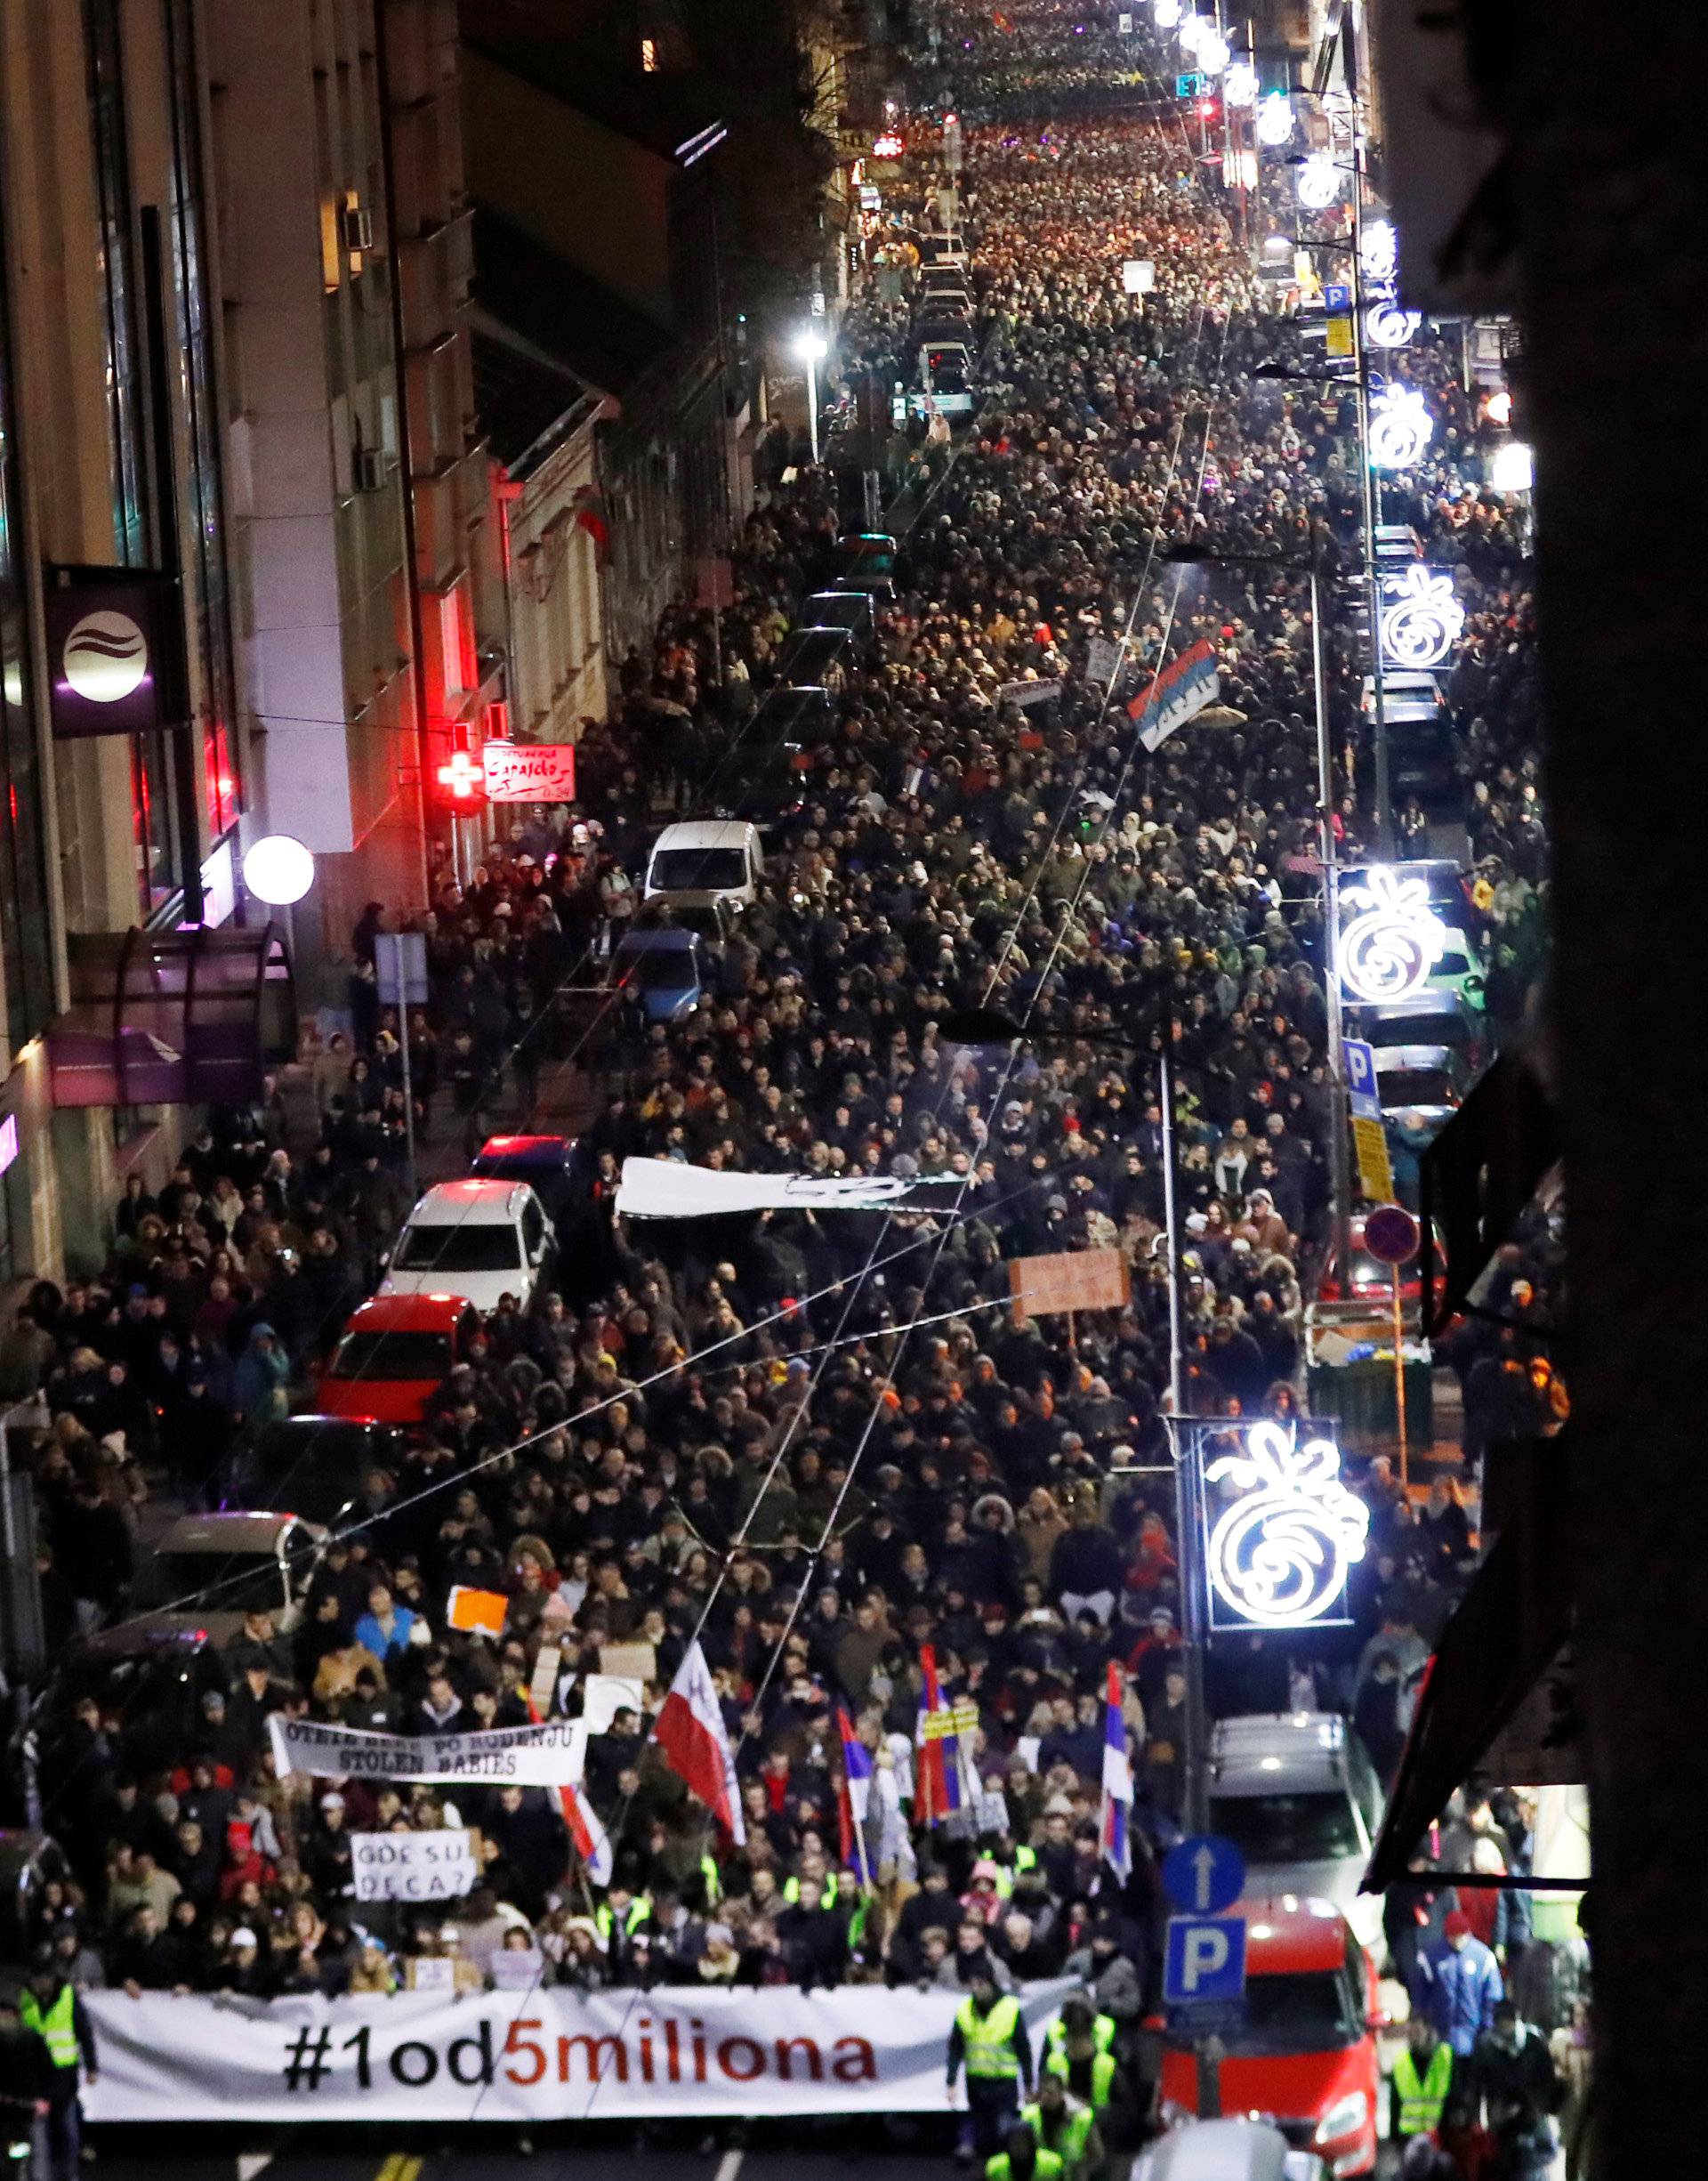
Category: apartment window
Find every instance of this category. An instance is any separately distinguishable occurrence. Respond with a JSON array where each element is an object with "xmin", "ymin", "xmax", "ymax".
[{"xmin": 164, "ymin": 0, "xmax": 240, "ymax": 847}]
